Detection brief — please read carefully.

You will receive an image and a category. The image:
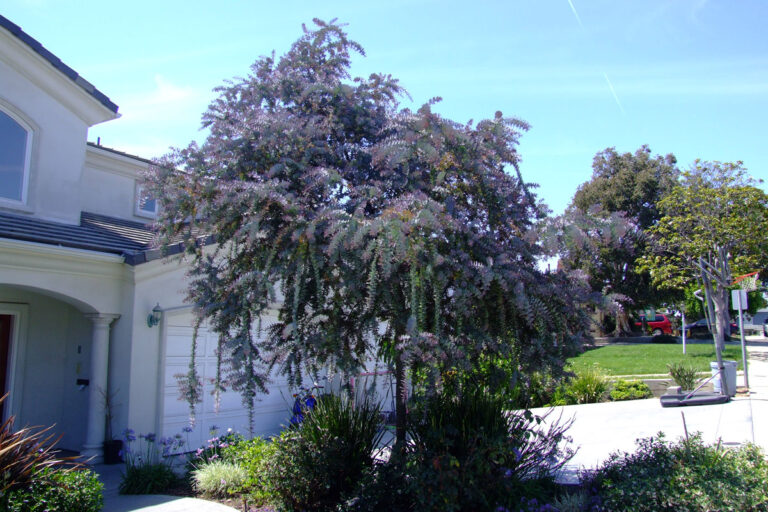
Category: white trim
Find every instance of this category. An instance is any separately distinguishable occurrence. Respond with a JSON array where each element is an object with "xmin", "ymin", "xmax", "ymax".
[
  {"xmin": 0, "ymin": 106, "xmax": 33, "ymax": 205},
  {"xmin": 0, "ymin": 238, "xmax": 125, "ymax": 265},
  {"xmin": 85, "ymin": 145, "xmax": 149, "ymax": 179},
  {"xmin": 0, "ymin": 28, "xmax": 118, "ymax": 126},
  {"xmin": 0, "ymin": 303, "xmax": 28, "ymax": 423},
  {"xmin": 134, "ymin": 183, "xmax": 158, "ymax": 218}
]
